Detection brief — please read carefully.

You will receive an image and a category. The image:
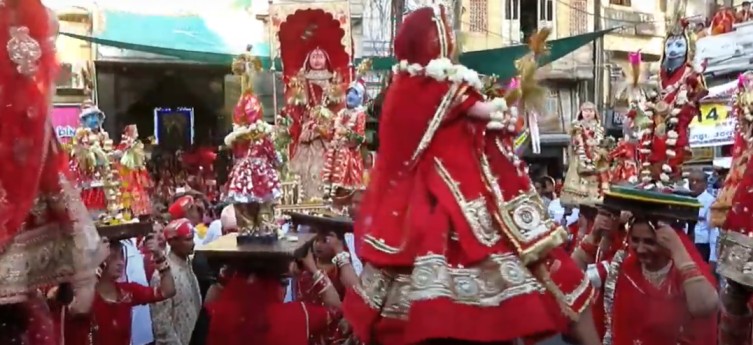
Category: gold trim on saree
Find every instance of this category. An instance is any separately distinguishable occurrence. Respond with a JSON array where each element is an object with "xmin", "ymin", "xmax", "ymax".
[
  {"xmin": 434, "ymin": 158, "xmax": 499, "ymax": 247},
  {"xmin": 717, "ymin": 231, "xmax": 753, "ymax": 287},
  {"xmin": 0, "ymin": 173, "xmax": 101, "ymax": 304},
  {"xmin": 353, "ymin": 253, "xmax": 545, "ymax": 320},
  {"xmin": 409, "ymin": 84, "xmax": 466, "ymax": 166},
  {"xmin": 478, "ymin": 153, "xmax": 566, "ymax": 264},
  {"xmin": 363, "ymin": 234, "xmax": 402, "ymax": 254}
]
